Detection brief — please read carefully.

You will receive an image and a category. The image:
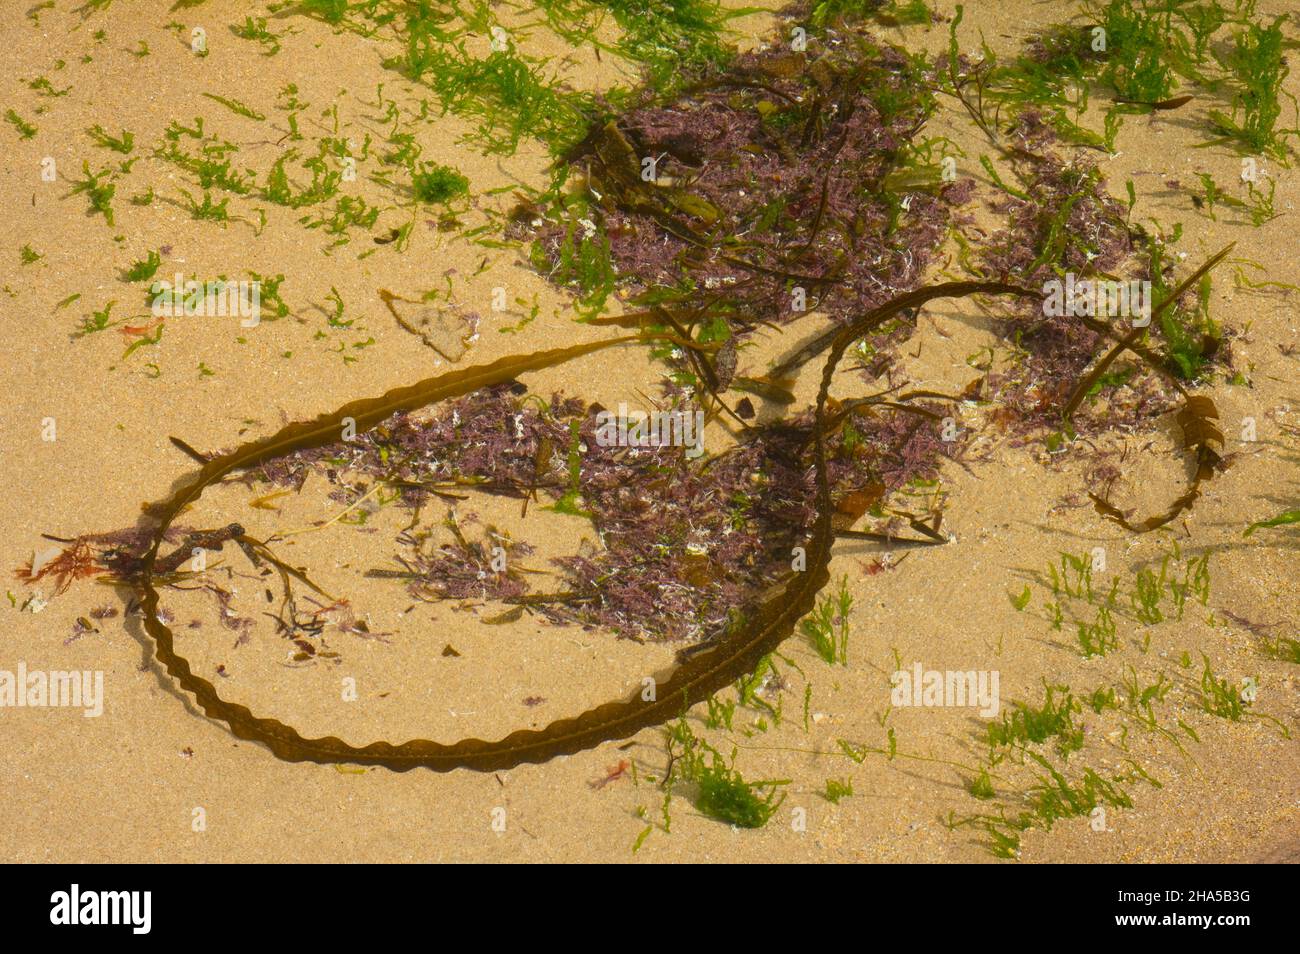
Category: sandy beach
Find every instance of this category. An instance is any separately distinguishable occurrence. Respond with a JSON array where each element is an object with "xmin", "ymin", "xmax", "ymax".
[{"xmin": 1, "ymin": 0, "xmax": 1296, "ymax": 863}]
